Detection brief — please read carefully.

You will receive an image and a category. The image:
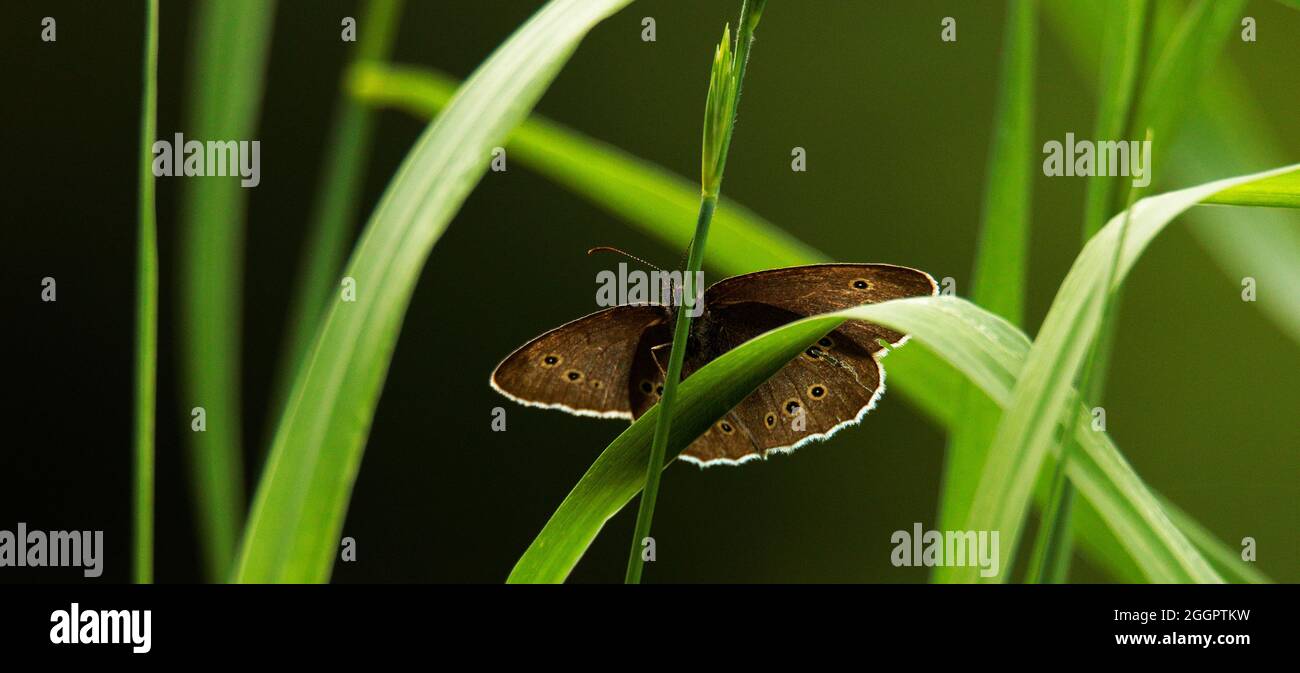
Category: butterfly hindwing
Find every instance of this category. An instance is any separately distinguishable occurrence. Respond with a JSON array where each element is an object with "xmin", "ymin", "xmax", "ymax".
[
  {"xmin": 674, "ymin": 302, "xmax": 883, "ymax": 465},
  {"xmin": 724, "ymin": 330, "xmax": 882, "ymax": 459},
  {"xmin": 491, "ymin": 305, "xmax": 669, "ymax": 418}
]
